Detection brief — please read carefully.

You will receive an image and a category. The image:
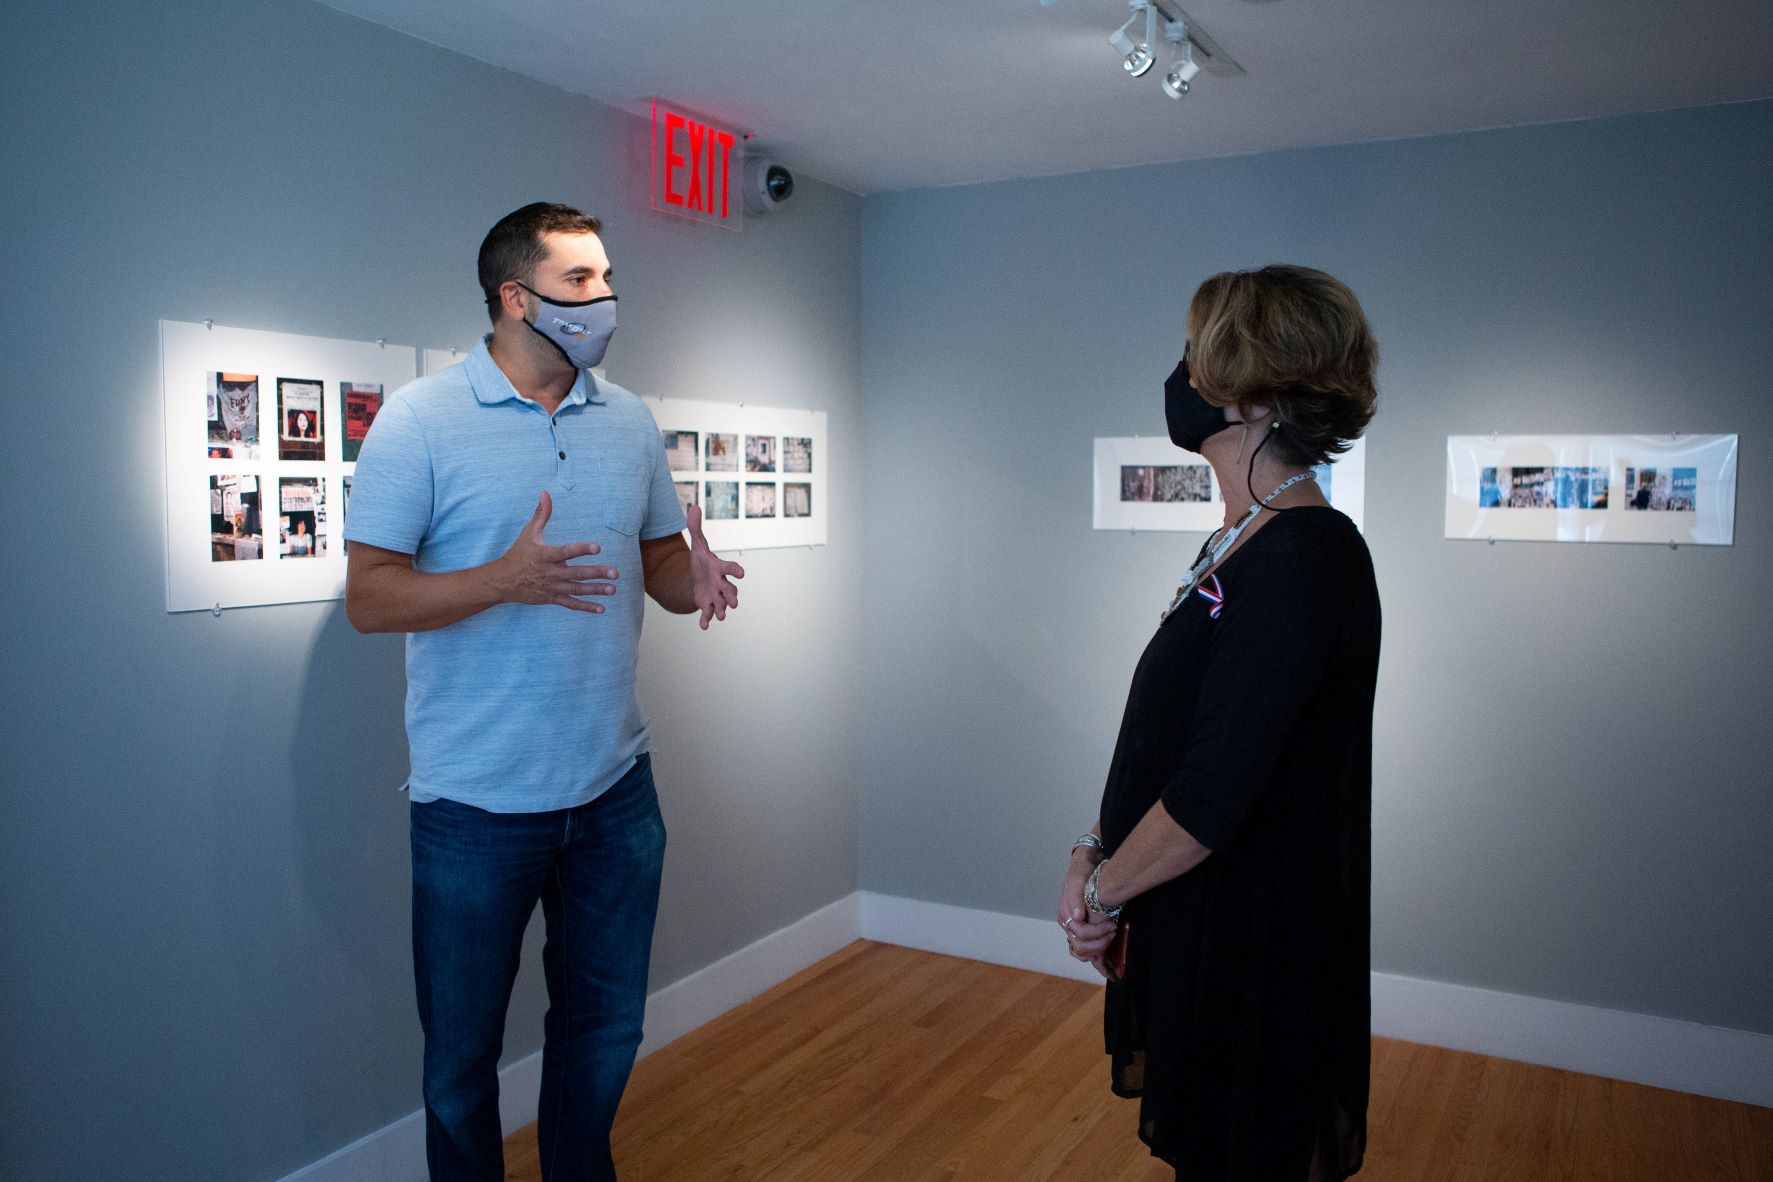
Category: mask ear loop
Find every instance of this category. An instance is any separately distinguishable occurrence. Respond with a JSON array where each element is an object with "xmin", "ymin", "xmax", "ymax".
[{"xmin": 1245, "ymin": 418, "xmax": 1297, "ymax": 512}]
